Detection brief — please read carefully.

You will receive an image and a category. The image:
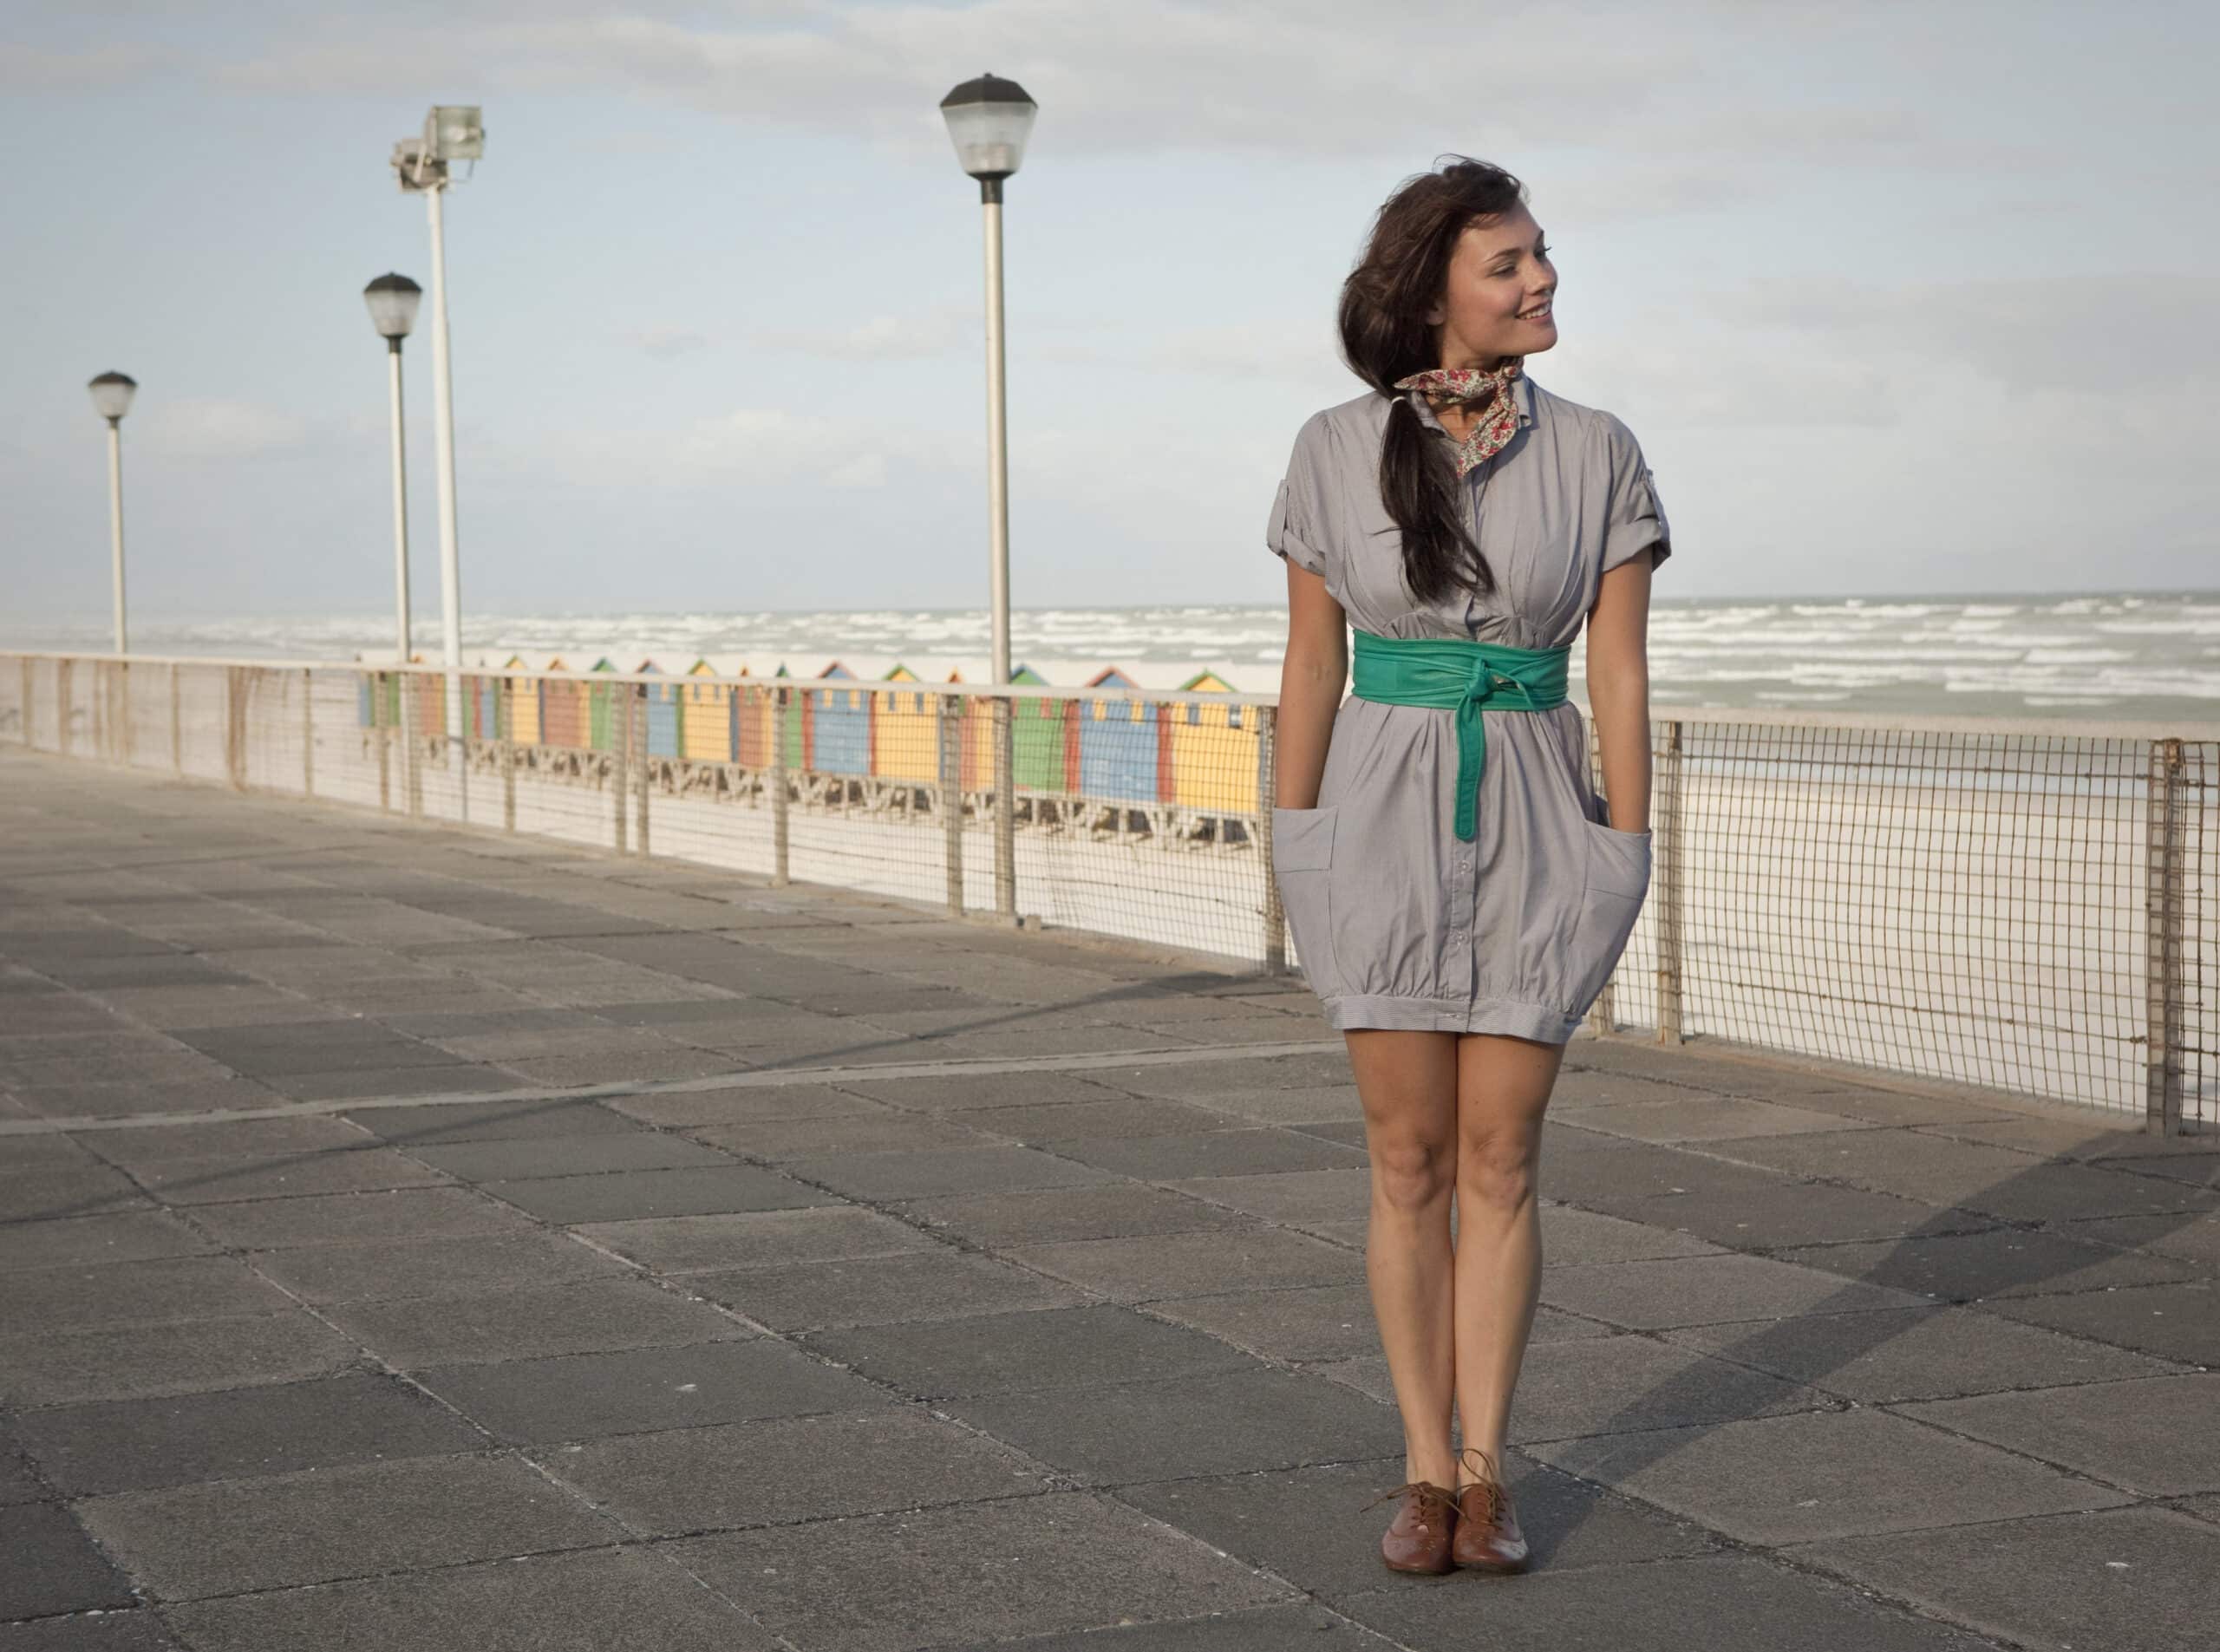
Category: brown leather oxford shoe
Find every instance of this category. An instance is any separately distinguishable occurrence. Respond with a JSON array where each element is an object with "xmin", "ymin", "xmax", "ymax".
[
  {"xmin": 1363, "ymin": 1479, "xmax": 1460, "ymax": 1575},
  {"xmin": 1451, "ymin": 1447, "xmax": 1531, "ymax": 1573}
]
